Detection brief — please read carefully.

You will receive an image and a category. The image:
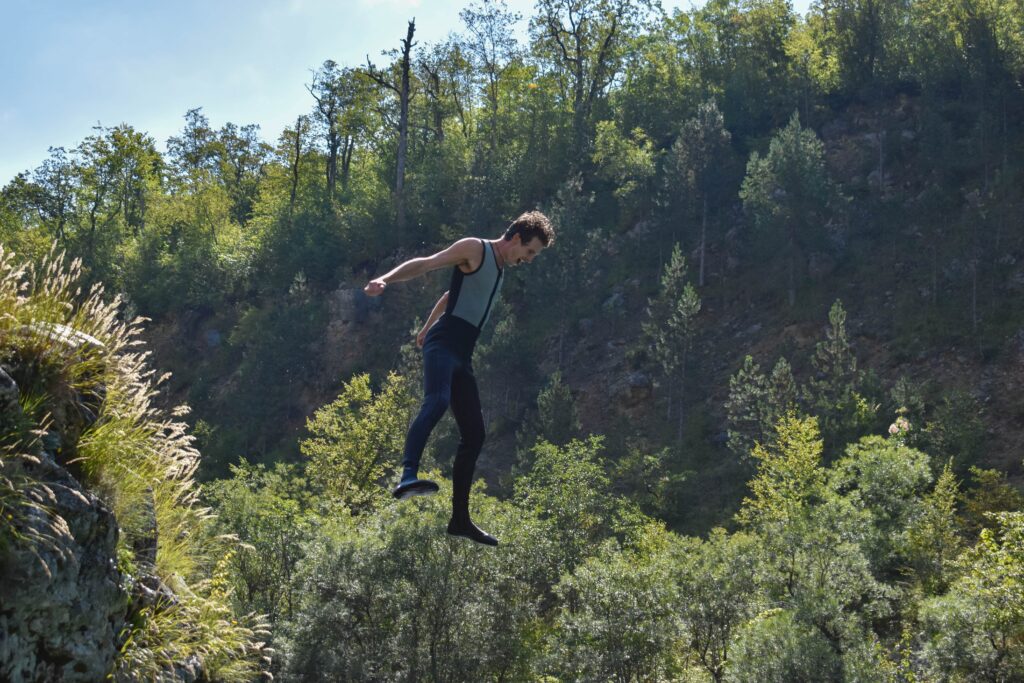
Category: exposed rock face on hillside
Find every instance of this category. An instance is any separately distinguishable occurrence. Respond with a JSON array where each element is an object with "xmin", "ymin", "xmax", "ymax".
[
  {"xmin": 0, "ymin": 360, "xmax": 203, "ymax": 682},
  {"xmin": 1, "ymin": 368, "xmax": 126, "ymax": 681}
]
